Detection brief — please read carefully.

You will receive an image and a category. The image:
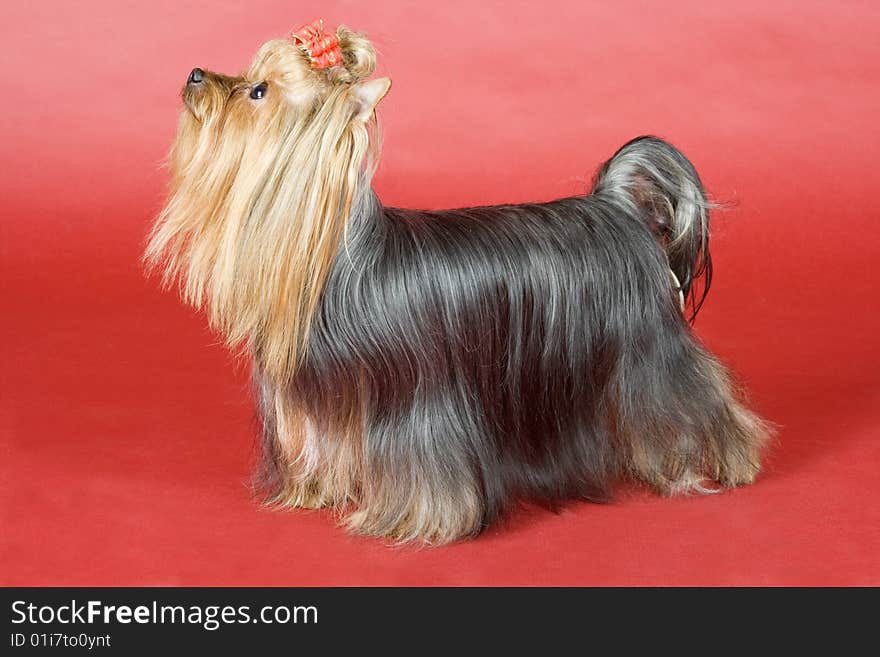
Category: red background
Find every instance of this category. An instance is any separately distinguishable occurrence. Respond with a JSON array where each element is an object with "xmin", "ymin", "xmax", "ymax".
[{"xmin": 2, "ymin": 1, "xmax": 879, "ymax": 586}]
